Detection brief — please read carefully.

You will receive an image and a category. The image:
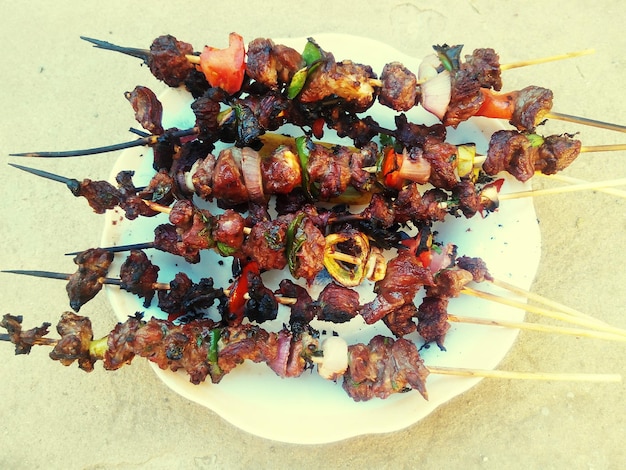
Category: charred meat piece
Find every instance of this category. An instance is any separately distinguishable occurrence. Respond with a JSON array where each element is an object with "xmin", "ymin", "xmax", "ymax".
[
  {"xmin": 417, "ymin": 296, "xmax": 450, "ymax": 349},
  {"xmin": 74, "ymin": 179, "xmax": 122, "ymax": 214},
  {"xmin": 535, "ymin": 133, "xmax": 582, "ymax": 175},
  {"xmin": 342, "ymin": 335, "xmax": 429, "ymax": 401},
  {"xmin": 316, "ymin": 282, "xmax": 360, "ymax": 323},
  {"xmin": 307, "ymin": 143, "xmax": 352, "ymax": 200},
  {"xmin": 66, "ymin": 248, "xmax": 114, "ymax": 312},
  {"xmin": 379, "ymin": 61, "xmax": 420, "ymax": 112},
  {"xmin": 510, "ymin": 86, "xmax": 553, "ymax": 132},
  {"xmin": 261, "ymin": 145, "xmax": 302, "ymax": 195},
  {"xmin": 244, "ymin": 271, "xmax": 279, "ymax": 323},
  {"xmin": 148, "ymin": 35, "xmax": 197, "ymax": 88},
  {"xmin": 278, "ymin": 279, "xmax": 319, "ymax": 334},
  {"xmin": 211, "ymin": 147, "xmax": 250, "ymax": 206},
  {"xmin": 246, "ymin": 38, "xmax": 304, "ymax": 90},
  {"xmin": 360, "ymin": 250, "xmax": 434, "ymax": 324},
  {"xmin": 125, "ymin": 85, "xmax": 164, "ymax": 135},
  {"xmin": 393, "ymin": 184, "xmax": 449, "ymax": 225},
  {"xmin": 49, "ymin": 312, "xmax": 95, "ymax": 372},
  {"xmin": 382, "ymin": 302, "xmax": 418, "ymax": 337},
  {"xmin": 456, "ymin": 256, "xmax": 493, "ymax": 283},
  {"xmin": 243, "ymin": 218, "xmax": 288, "ymax": 271},
  {"xmin": 463, "ymin": 48, "xmax": 502, "ymax": 91},
  {"xmin": 0, "ymin": 314, "xmax": 52, "ymax": 355},
  {"xmin": 119, "ymin": 250, "xmax": 160, "ymax": 307},
  {"xmin": 426, "ymin": 268, "xmax": 474, "ymax": 298}
]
